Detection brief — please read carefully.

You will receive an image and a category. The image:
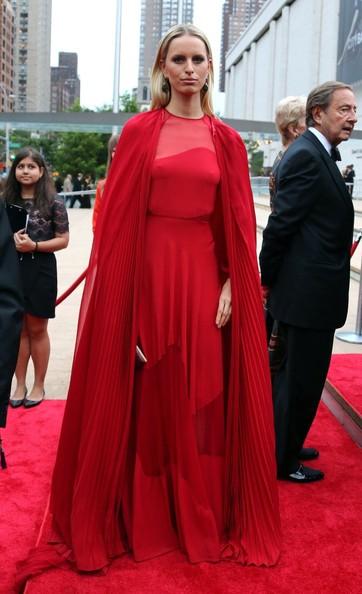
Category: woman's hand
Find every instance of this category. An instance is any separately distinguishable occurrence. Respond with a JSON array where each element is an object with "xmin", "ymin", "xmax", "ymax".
[
  {"xmin": 216, "ymin": 278, "xmax": 231, "ymax": 328},
  {"xmin": 14, "ymin": 229, "xmax": 36, "ymax": 253}
]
